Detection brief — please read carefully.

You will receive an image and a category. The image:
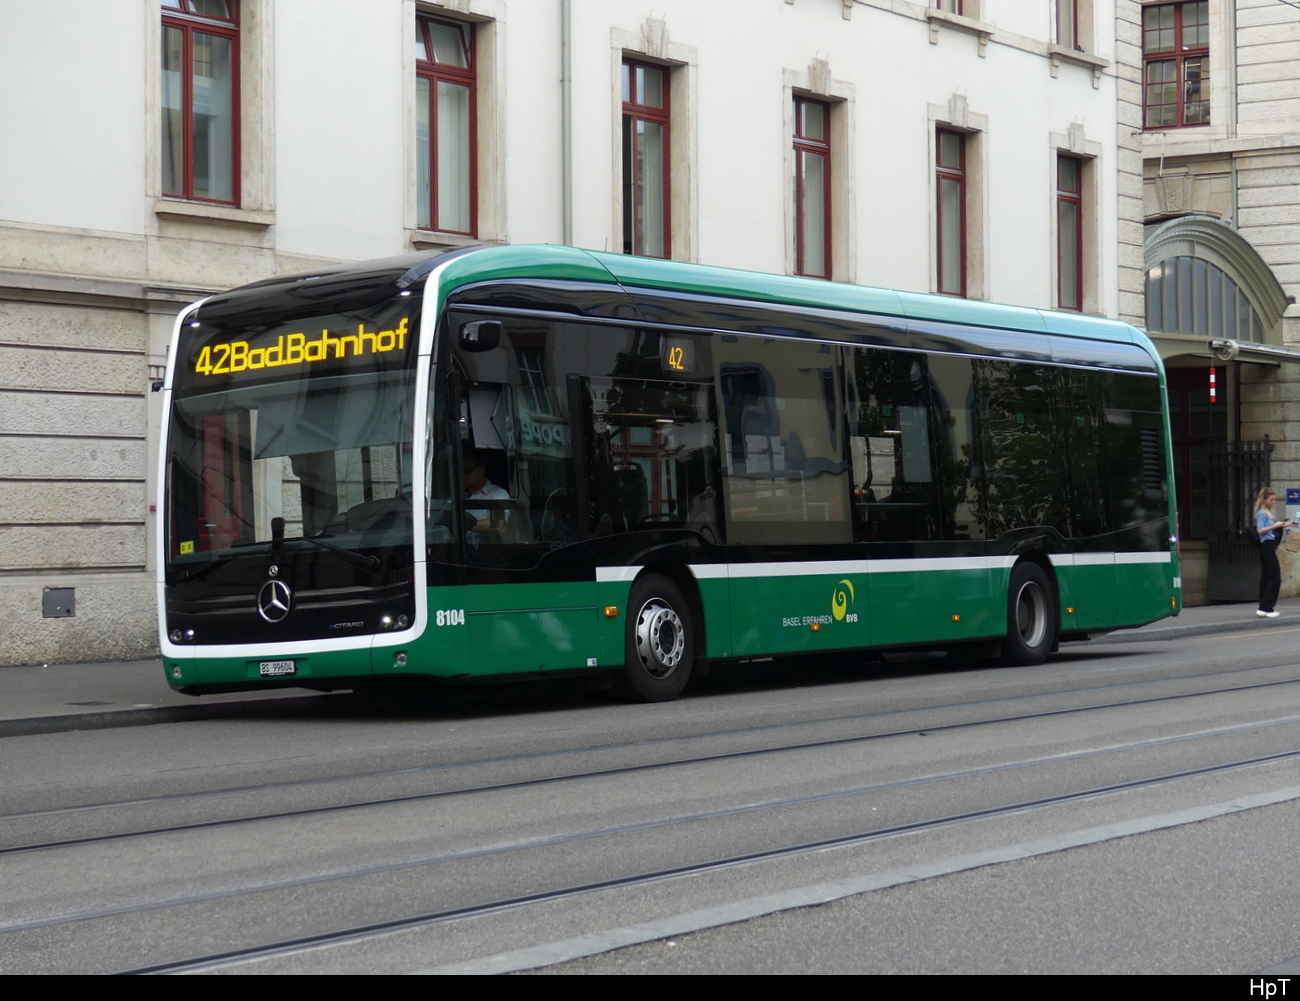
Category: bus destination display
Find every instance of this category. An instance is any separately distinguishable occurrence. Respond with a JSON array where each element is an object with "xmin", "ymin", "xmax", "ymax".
[{"xmin": 191, "ymin": 317, "xmax": 411, "ymax": 378}]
